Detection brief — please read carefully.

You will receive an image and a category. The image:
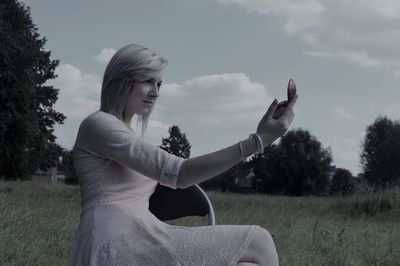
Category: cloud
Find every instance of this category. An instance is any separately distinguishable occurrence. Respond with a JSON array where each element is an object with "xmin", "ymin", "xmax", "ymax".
[
  {"xmin": 151, "ymin": 72, "xmax": 274, "ymax": 157},
  {"xmin": 218, "ymin": 0, "xmax": 400, "ymax": 70},
  {"xmin": 331, "ymin": 138, "xmax": 362, "ymax": 175},
  {"xmin": 333, "ymin": 106, "xmax": 356, "ymax": 120},
  {"xmin": 47, "ymin": 64, "xmax": 102, "ymax": 149},
  {"xmin": 93, "ymin": 48, "xmax": 116, "ymax": 64},
  {"xmin": 154, "ymin": 73, "xmax": 270, "ymax": 123},
  {"xmin": 305, "ymin": 50, "xmax": 383, "ymax": 67}
]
